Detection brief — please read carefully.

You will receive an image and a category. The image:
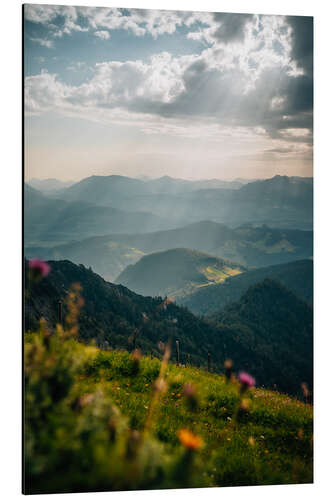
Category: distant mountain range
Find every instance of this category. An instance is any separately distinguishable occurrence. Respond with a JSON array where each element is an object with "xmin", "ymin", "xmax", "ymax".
[
  {"xmin": 24, "ymin": 184, "xmax": 184, "ymax": 245},
  {"xmin": 56, "ymin": 174, "xmax": 313, "ymax": 230},
  {"xmin": 179, "ymin": 259, "xmax": 313, "ymax": 315},
  {"xmin": 115, "ymin": 248, "xmax": 245, "ymax": 298},
  {"xmin": 109, "ymin": 220, "xmax": 313, "ymax": 267},
  {"xmin": 28, "ymin": 178, "xmax": 74, "ymax": 193},
  {"xmin": 25, "ymin": 260, "xmax": 313, "ymax": 396},
  {"xmin": 25, "ymin": 174, "xmax": 313, "ymax": 249}
]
